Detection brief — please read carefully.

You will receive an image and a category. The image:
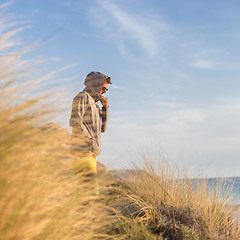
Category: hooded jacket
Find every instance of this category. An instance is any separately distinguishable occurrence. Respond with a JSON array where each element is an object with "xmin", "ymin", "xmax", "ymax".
[{"xmin": 69, "ymin": 72, "xmax": 111, "ymax": 156}]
